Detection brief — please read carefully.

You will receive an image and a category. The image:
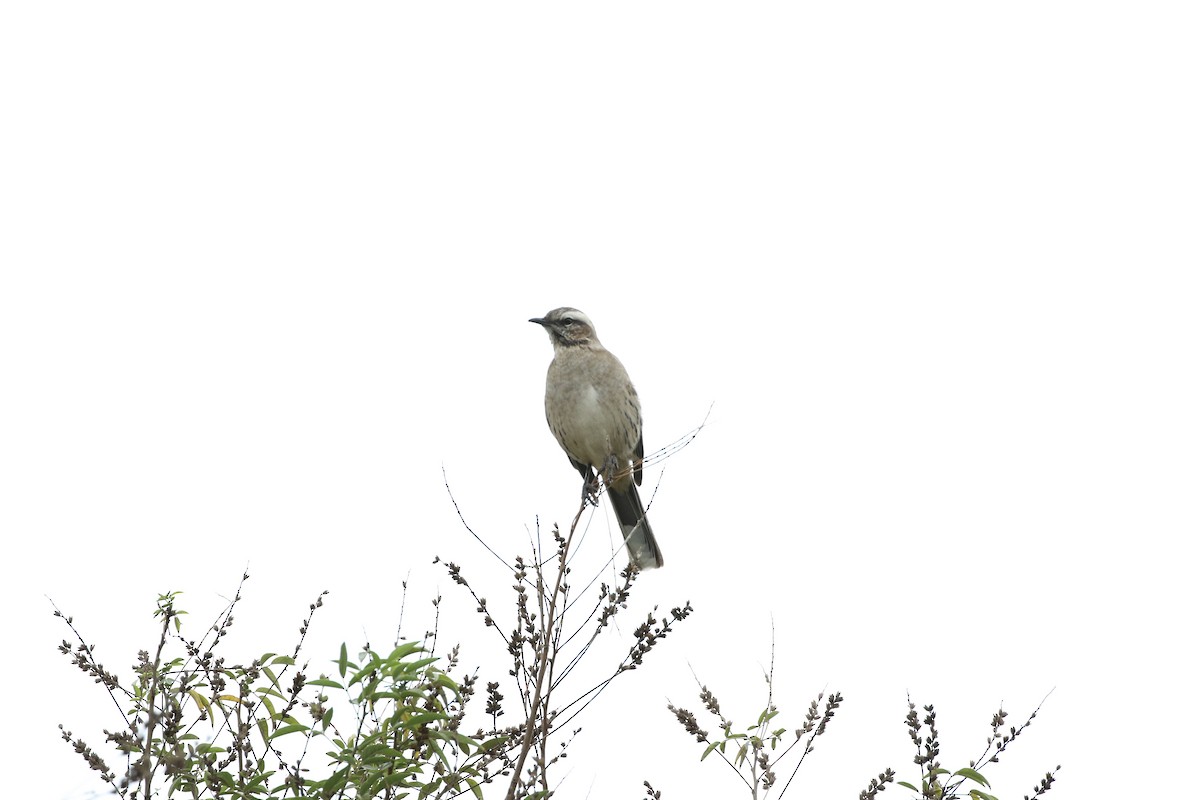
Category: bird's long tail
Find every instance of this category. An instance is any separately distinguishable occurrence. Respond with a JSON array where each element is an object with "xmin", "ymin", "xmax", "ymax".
[{"xmin": 607, "ymin": 482, "xmax": 664, "ymax": 569}]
